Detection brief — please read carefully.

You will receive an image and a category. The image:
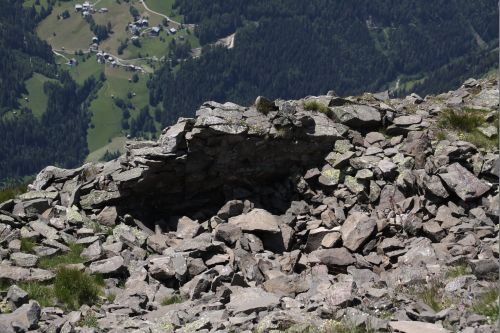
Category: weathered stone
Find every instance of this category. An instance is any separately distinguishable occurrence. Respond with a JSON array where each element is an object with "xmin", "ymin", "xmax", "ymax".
[
  {"xmin": 176, "ymin": 216, "xmax": 201, "ymax": 239},
  {"xmin": 88, "ymin": 256, "xmax": 125, "ymax": 276},
  {"xmin": 217, "ymin": 200, "xmax": 244, "ymax": 220},
  {"xmin": 439, "ymin": 163, "xmax": 491, "ymax": 201},
  {"xmin": 80, "ymin": 241, "xmax": 102, "ymax": 262},
  {"xmin": 229, "ymin": 209, "xmax": 280, "ymax": 234},
  {"xmin": 313, "ymin": 247, "xmax": 356, "ymax": 268},
  {"xmin": 10, "ymin": 252, "xmax": 38, "ymax": 268},
  {"xmin": 214, "ymin": 223, "xmax": 242, "ymax": 246},
  {"xmin": 0, "ymin": 301, "xmax": 40, "ymax": 333},
  {"xmin": 226, "ymin": 287, "xmax": 280, "ymax": 314},
  {"xmin": 341, "ymin": 212, "xmax": 376, "ymax": 252},
  {"xmin": 332, "ymin": 105, "xmax": 381, "ymax": 128},
  {"xmin": 389, "ymin": 321, "xmax": 450, "ymax": 333},
  {"xmin": 7, "ymin": 285, "xmax": 29, "ymax": 310},
  {"xmin": 96, "ymin": 206, "xmax": 118, "ymax": 227}
]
